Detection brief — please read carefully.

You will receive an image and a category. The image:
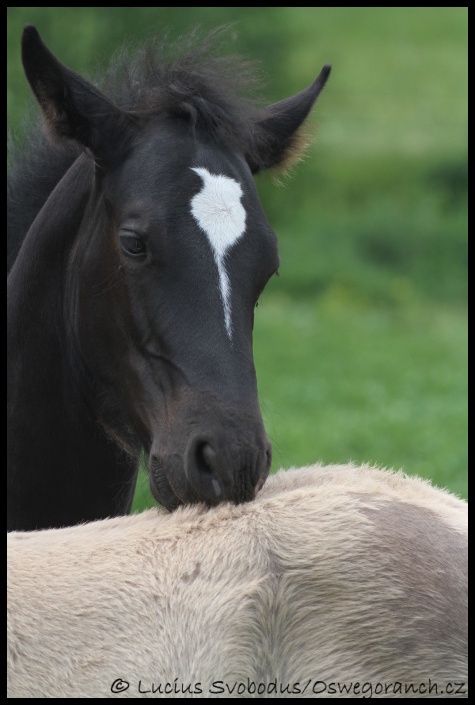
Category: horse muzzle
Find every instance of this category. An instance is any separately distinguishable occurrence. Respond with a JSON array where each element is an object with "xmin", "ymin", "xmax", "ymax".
[{"xmin": 148, "ymin": 418, "xmax": 272, "ymax": 511}]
